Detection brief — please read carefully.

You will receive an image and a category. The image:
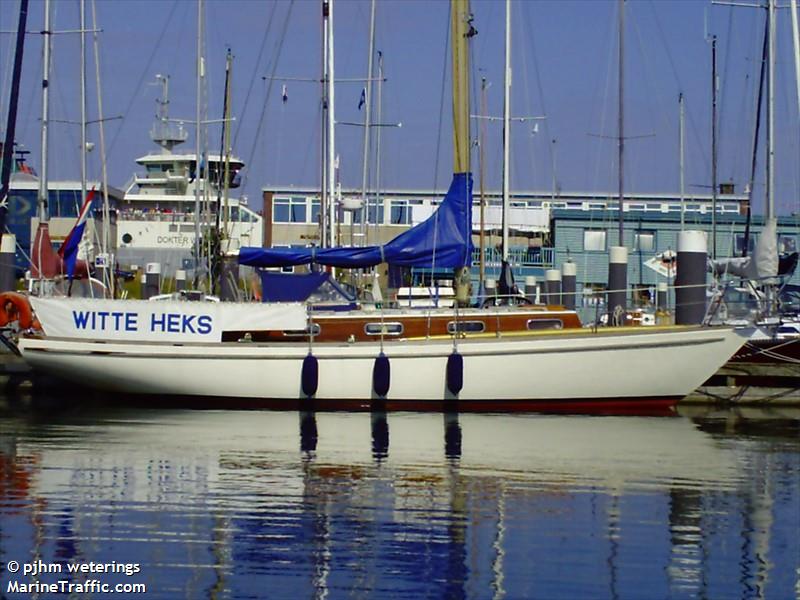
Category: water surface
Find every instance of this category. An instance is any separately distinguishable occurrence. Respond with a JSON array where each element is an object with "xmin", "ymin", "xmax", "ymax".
[{"xmin": 1, "ymin": 397, "xmax": 798, "ymax": 599}]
